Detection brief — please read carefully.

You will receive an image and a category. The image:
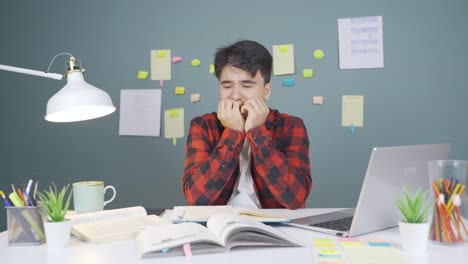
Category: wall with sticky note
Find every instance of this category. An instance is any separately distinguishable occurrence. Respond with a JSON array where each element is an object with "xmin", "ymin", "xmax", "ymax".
[{"xmin": 1, "ymin": 0, "xmax": 468, "ymax": 231}]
